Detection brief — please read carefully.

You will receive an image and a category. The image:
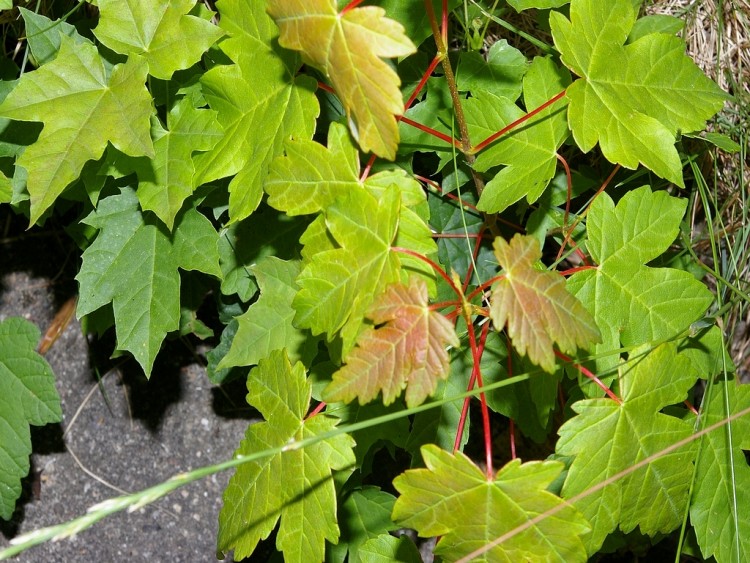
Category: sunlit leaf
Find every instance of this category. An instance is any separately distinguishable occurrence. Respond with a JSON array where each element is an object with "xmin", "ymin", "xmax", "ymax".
[
  {"xmin": 691, "ymin": 380, "xmax": 750, "ymax": 562},
  {"xmin": 556, "ymin": 343, "xmax": 698, "ymax": 552},
  {"xmin": 550, "ymin": 0, "xmax": 728, "ymax": 185},
  {"xmin": 325, "ymin": 278, "xmax": 459, "ymax": 407},
  {"xmin": 217, "ymin": 350, "xmax": 355, "ymax": 562},
  {"xmin": 0, "ymin": 36, "xmax": 154, "ymax": 224},
  {"xmin": 193, "ymin": 0, "xmax": 319, "ymax": 222},
  {"xmin": 567, "ymin": 186, "xmax": 713, "ymax": 378},
  {"xmin": 93, "ymin": 0, "xmax": 223, "ymax": 79},
  {"xmin": 490, "ymin": 234, "xmax": 600, "ymax": 373},
  {"xmin": 267, "ymin": 0, "xmax": 416, "ymax": 159},
  {"xmin": 393, "ymin": 445, "xmax": 590, "ymax": 561}
]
